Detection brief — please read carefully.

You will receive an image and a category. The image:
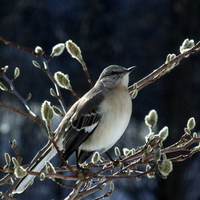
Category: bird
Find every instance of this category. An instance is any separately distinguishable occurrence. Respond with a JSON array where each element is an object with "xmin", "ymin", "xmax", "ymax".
[{"xmin": 5, "ymin": 65, "xmax": 135, "ymax": 196}]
